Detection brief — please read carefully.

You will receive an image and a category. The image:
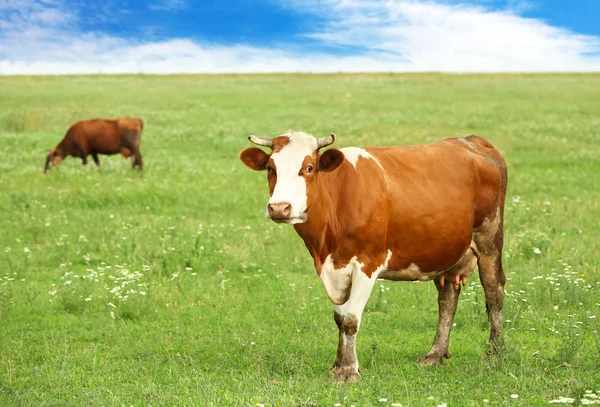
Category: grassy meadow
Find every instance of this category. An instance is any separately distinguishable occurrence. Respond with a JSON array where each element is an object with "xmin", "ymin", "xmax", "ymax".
[{"xmin": 0, "ymin": 74, "xmax": 599, "ymax": 406}]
